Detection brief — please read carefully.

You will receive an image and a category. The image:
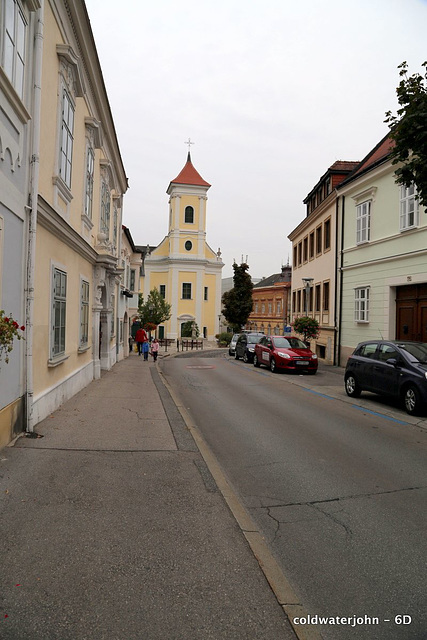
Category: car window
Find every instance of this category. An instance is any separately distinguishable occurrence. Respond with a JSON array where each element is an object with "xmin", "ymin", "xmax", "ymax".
[
  {"xmin": 357, "ymin": 343, "xmax": 378, "ymax": 359},
  {"xmin": 272, "ymin": 337, "xmax": 288, "ymax": 348},
  {"xmin": 378, "ymin": 344, "xmax": 399, "ymax": 362},
  {"xmin": 247, "ymin": 335, "xmax": 261, "ymax": 344},
  {"xmin": 398, "ymin": 342, "xmax": 427, "ymax": 363},
  {"xmin": 287, "ymin": 338, "xmax": 307, "ymax": 349},
  {"xmin": 260, "ymin": 337, "xmax": 268, "ymax": 346}
]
